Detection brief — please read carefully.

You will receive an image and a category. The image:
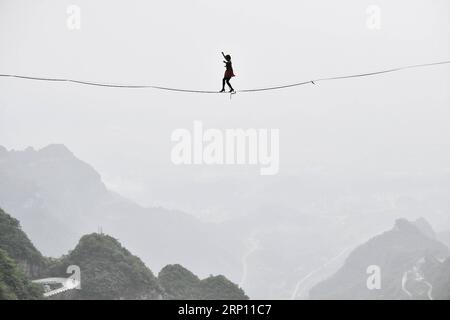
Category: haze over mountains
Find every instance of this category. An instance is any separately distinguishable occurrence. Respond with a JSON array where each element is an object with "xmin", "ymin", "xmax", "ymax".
[
  {"xmin": 0, "ymin": 144, "xmax": 238, "ymax": 278},
  {"xmin": 1, "ymin": 0, "xmax": 450, "ymax": 301},
  {"xmin": 1, "ymin": 144, "xmax": 449, "ymax": 299},
  {"xmin": 0, "ymin": 207, "xmax": 248, "ymax": 300},
  {"xmin": 310, "ymin": 218, "xmax": 450, "ymax": 299}
]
